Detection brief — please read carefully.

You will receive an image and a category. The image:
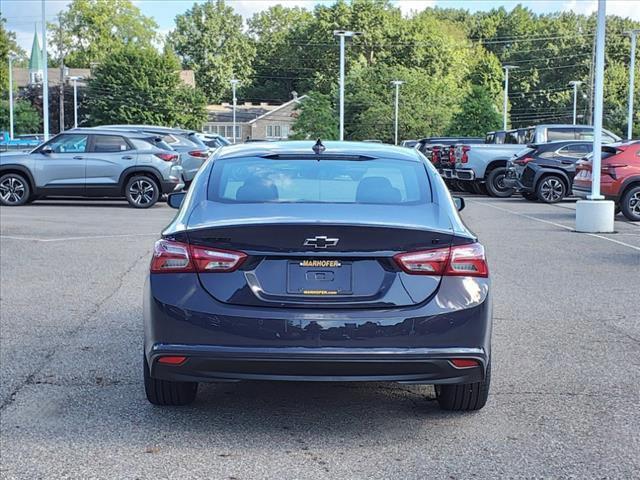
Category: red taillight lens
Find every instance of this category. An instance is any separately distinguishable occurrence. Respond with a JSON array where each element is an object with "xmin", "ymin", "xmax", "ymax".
[
  {"xmin": 189, "ymin": 150, "xmax": 209, "ymax": 158},
  {"xmin": 393, "ymin": 247, "xmax": 449, "ymax": 275},
  {"xmin": 450, "ymin": 358, "xmax": 480, "ymax": 368},
  {"xmin": 158, "ymin": 356, "xmax": 187, "ymax": 365},
  {"xmin": 150, "ymin": 239, "xmax": 246, "ymax": 273},
  {"xmin": 431, "ymin": 146, "xmax": 441, "ymax": 164},
  {"xmin": 190, "ymin": 245, "xmax": 247, "ymax": 272},
  {"xmin": 154, "ymin": 153, "xmax": 178, "ymax": 162},
  {"xmin": 514, "ymin": 156, "xmax": 533, "ymax": 166},
  {"xmin": 445, "ymin": 243, "xmax": 489, "ymax": 277},
  {"xmin": 151, "ymin": 239, "xmax": 194, "ymax": 272},
  {"xmin": 394, "ymin": 243, "xmax": 488, "ymax": 278},
  {"xmin": 460, "ymin": 145, "xmax": 470, "ymax": 163}
]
